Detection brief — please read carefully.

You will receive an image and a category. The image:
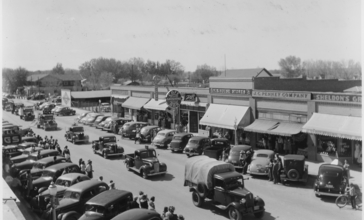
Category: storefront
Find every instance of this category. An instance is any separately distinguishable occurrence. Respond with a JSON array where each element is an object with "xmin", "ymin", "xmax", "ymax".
[
  {"xmin": 143, "ymin": 99, "xmax": 175, "ymax": 129},
  {"xmin": 121, "ymin": 97, "xmax": 151, "ymax": 122},
  {"xmin": 179, "ymin": 93, "xmax": 207, "ymax": 134},
  {"xmin": 111, "ymin": 94, "xmax": 129, "ymax": 117}
]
